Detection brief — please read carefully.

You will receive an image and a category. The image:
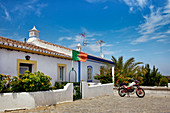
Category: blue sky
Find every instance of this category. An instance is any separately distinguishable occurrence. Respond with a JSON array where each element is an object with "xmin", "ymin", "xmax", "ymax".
[{"xmin": 0, "ymin": 0, "xmax": 170, "ymax": 75}]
